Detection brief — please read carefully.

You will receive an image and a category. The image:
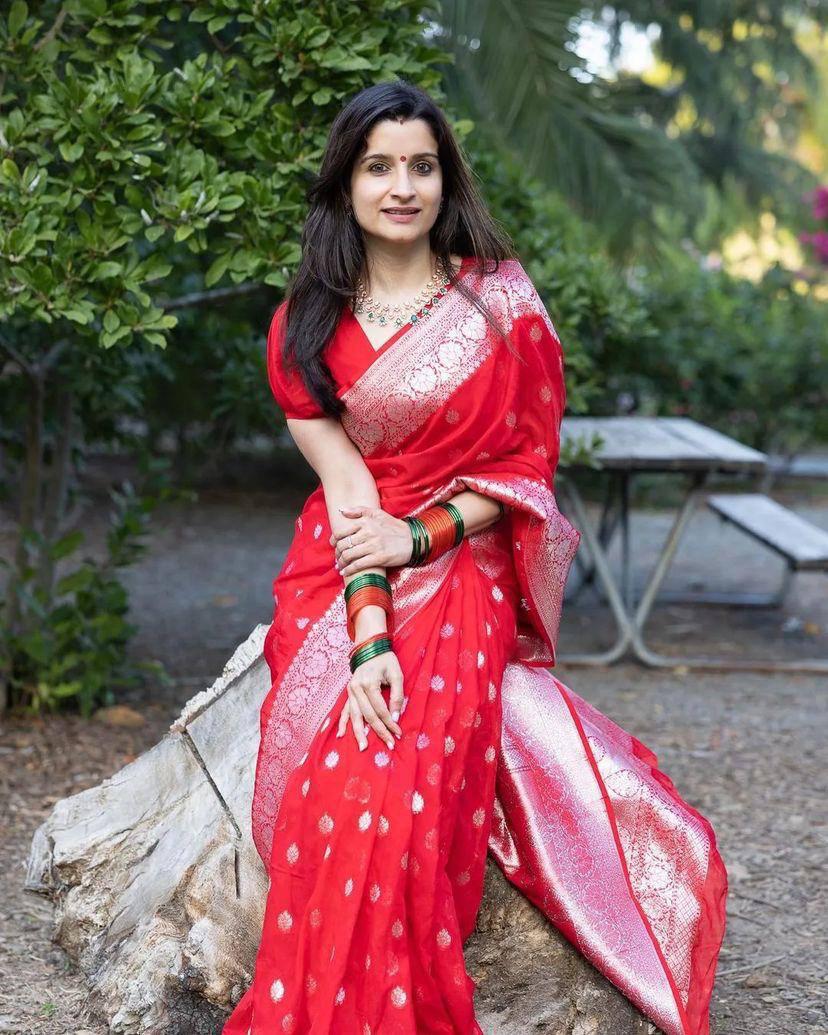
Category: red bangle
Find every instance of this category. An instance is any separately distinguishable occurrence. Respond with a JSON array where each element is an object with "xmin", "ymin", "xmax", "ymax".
[
  {"xmin": 346, "ymin": 585, "xmax": 394, "ymax": 642},
  {"xmin": 418, "ymin": 506, "xmax": 456, "ymax": 561},
  {"xmin": 349, "ymin": 631, "xmax": 392, "ymax": 658}
]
